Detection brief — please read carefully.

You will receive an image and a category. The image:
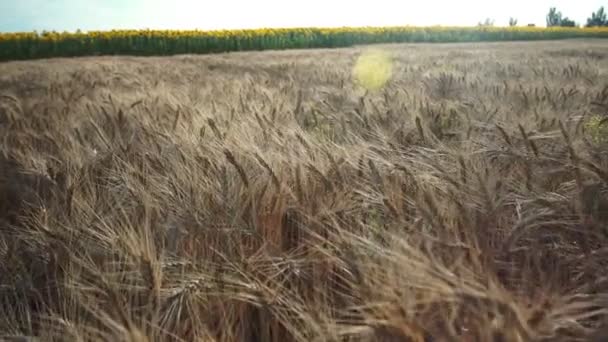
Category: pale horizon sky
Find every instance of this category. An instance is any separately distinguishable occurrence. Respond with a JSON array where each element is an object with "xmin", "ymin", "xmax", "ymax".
[{"xmin": 0, "ymin": 1, "xmax": 606, "ymax": 33}]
